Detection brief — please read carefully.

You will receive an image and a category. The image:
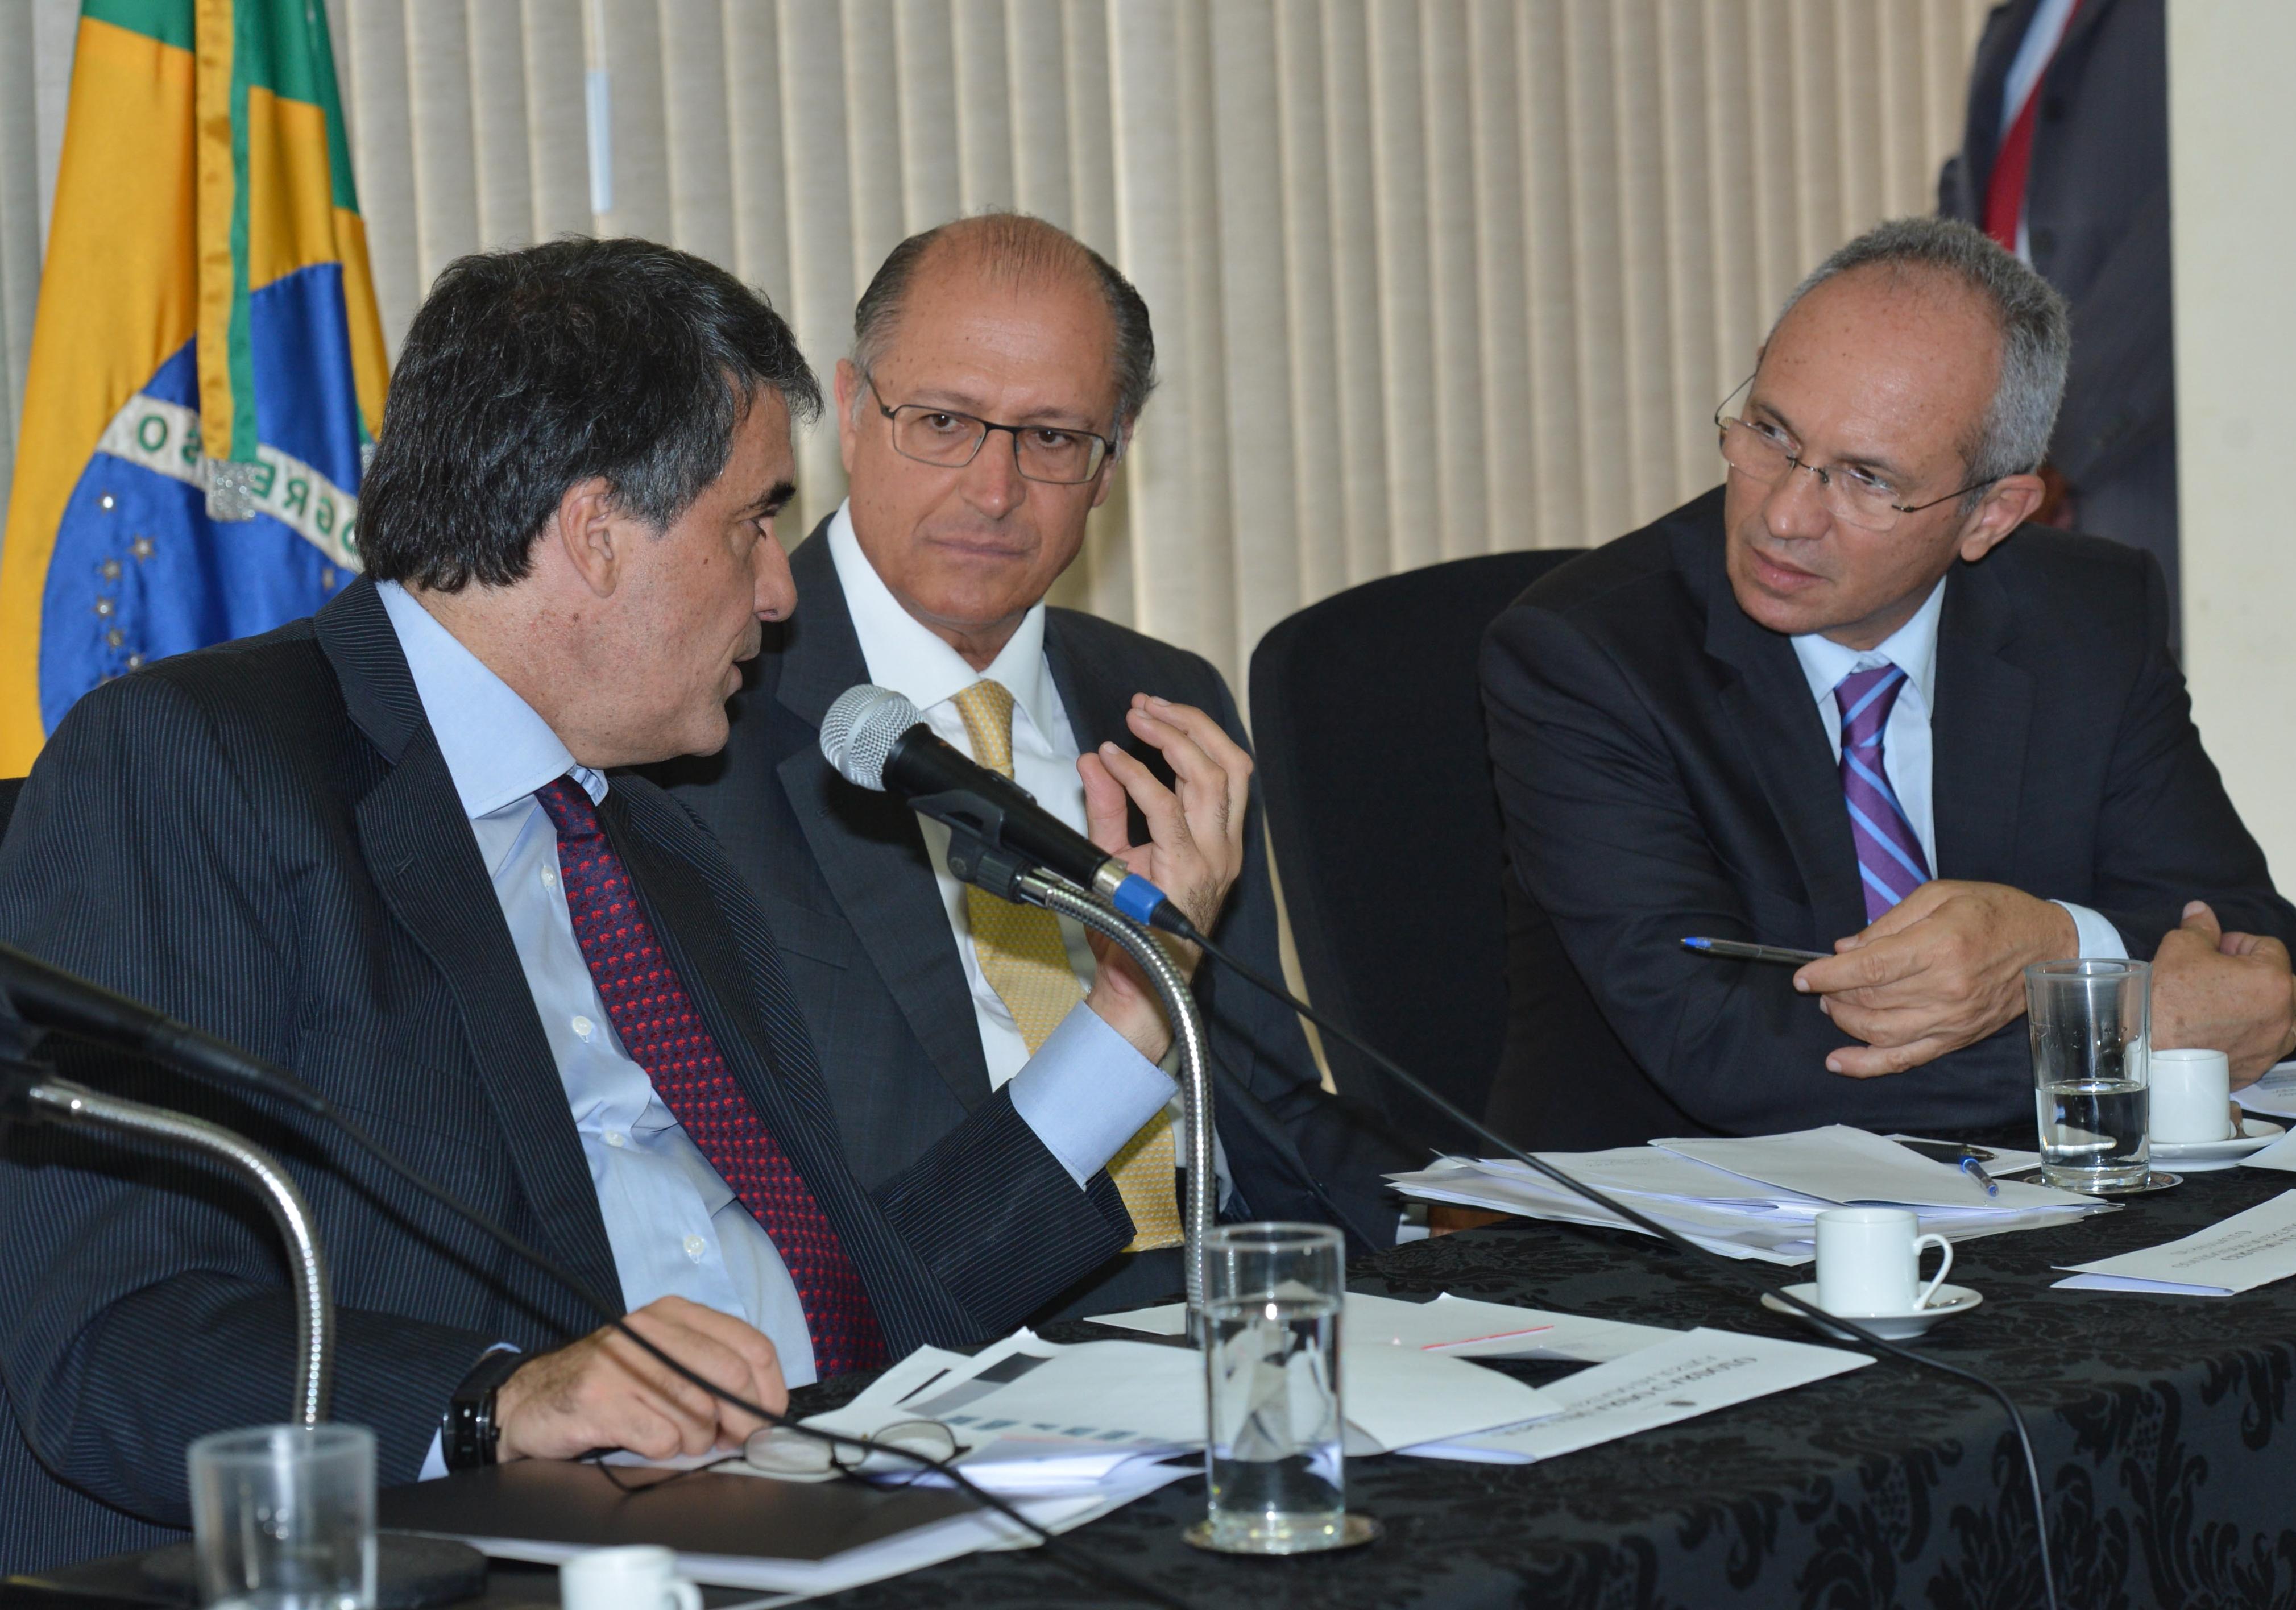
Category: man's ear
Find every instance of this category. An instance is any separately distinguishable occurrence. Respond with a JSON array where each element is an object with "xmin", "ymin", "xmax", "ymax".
[
  {"xmin": 1957, "ymin": 471, "xmax": 2046, "ymax": 563},
  {"xmin": 835, "ymin": 358, "xmax": 864, "ymax": 479},
  {"xmin": 1088, "ymin": 419, "xmax": 1133, "ymax": 511},
  {"xmin": 550, "ymin": 477, "xmax": 623, "ymax": 598}
]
